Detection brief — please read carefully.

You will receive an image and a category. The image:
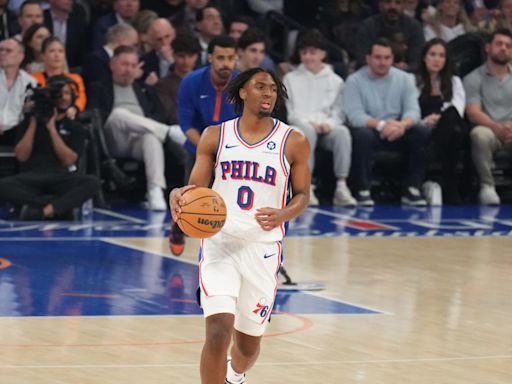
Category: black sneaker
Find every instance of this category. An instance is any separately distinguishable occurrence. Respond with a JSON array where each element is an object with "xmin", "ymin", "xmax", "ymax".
[
  {"xmin": 355, "ymin": 190, "xmax": 375, "ymax": 206},
  {"xmin": 169, "ymin": 221, "xmax": 185, "ymax": 256},
  {"xmin": 401, "ymin": 186, "xmax": 427, "ymax": 206},
  {"xmin": 19, "ymin": 205, "xmax": 44, "ymax": 220}
]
